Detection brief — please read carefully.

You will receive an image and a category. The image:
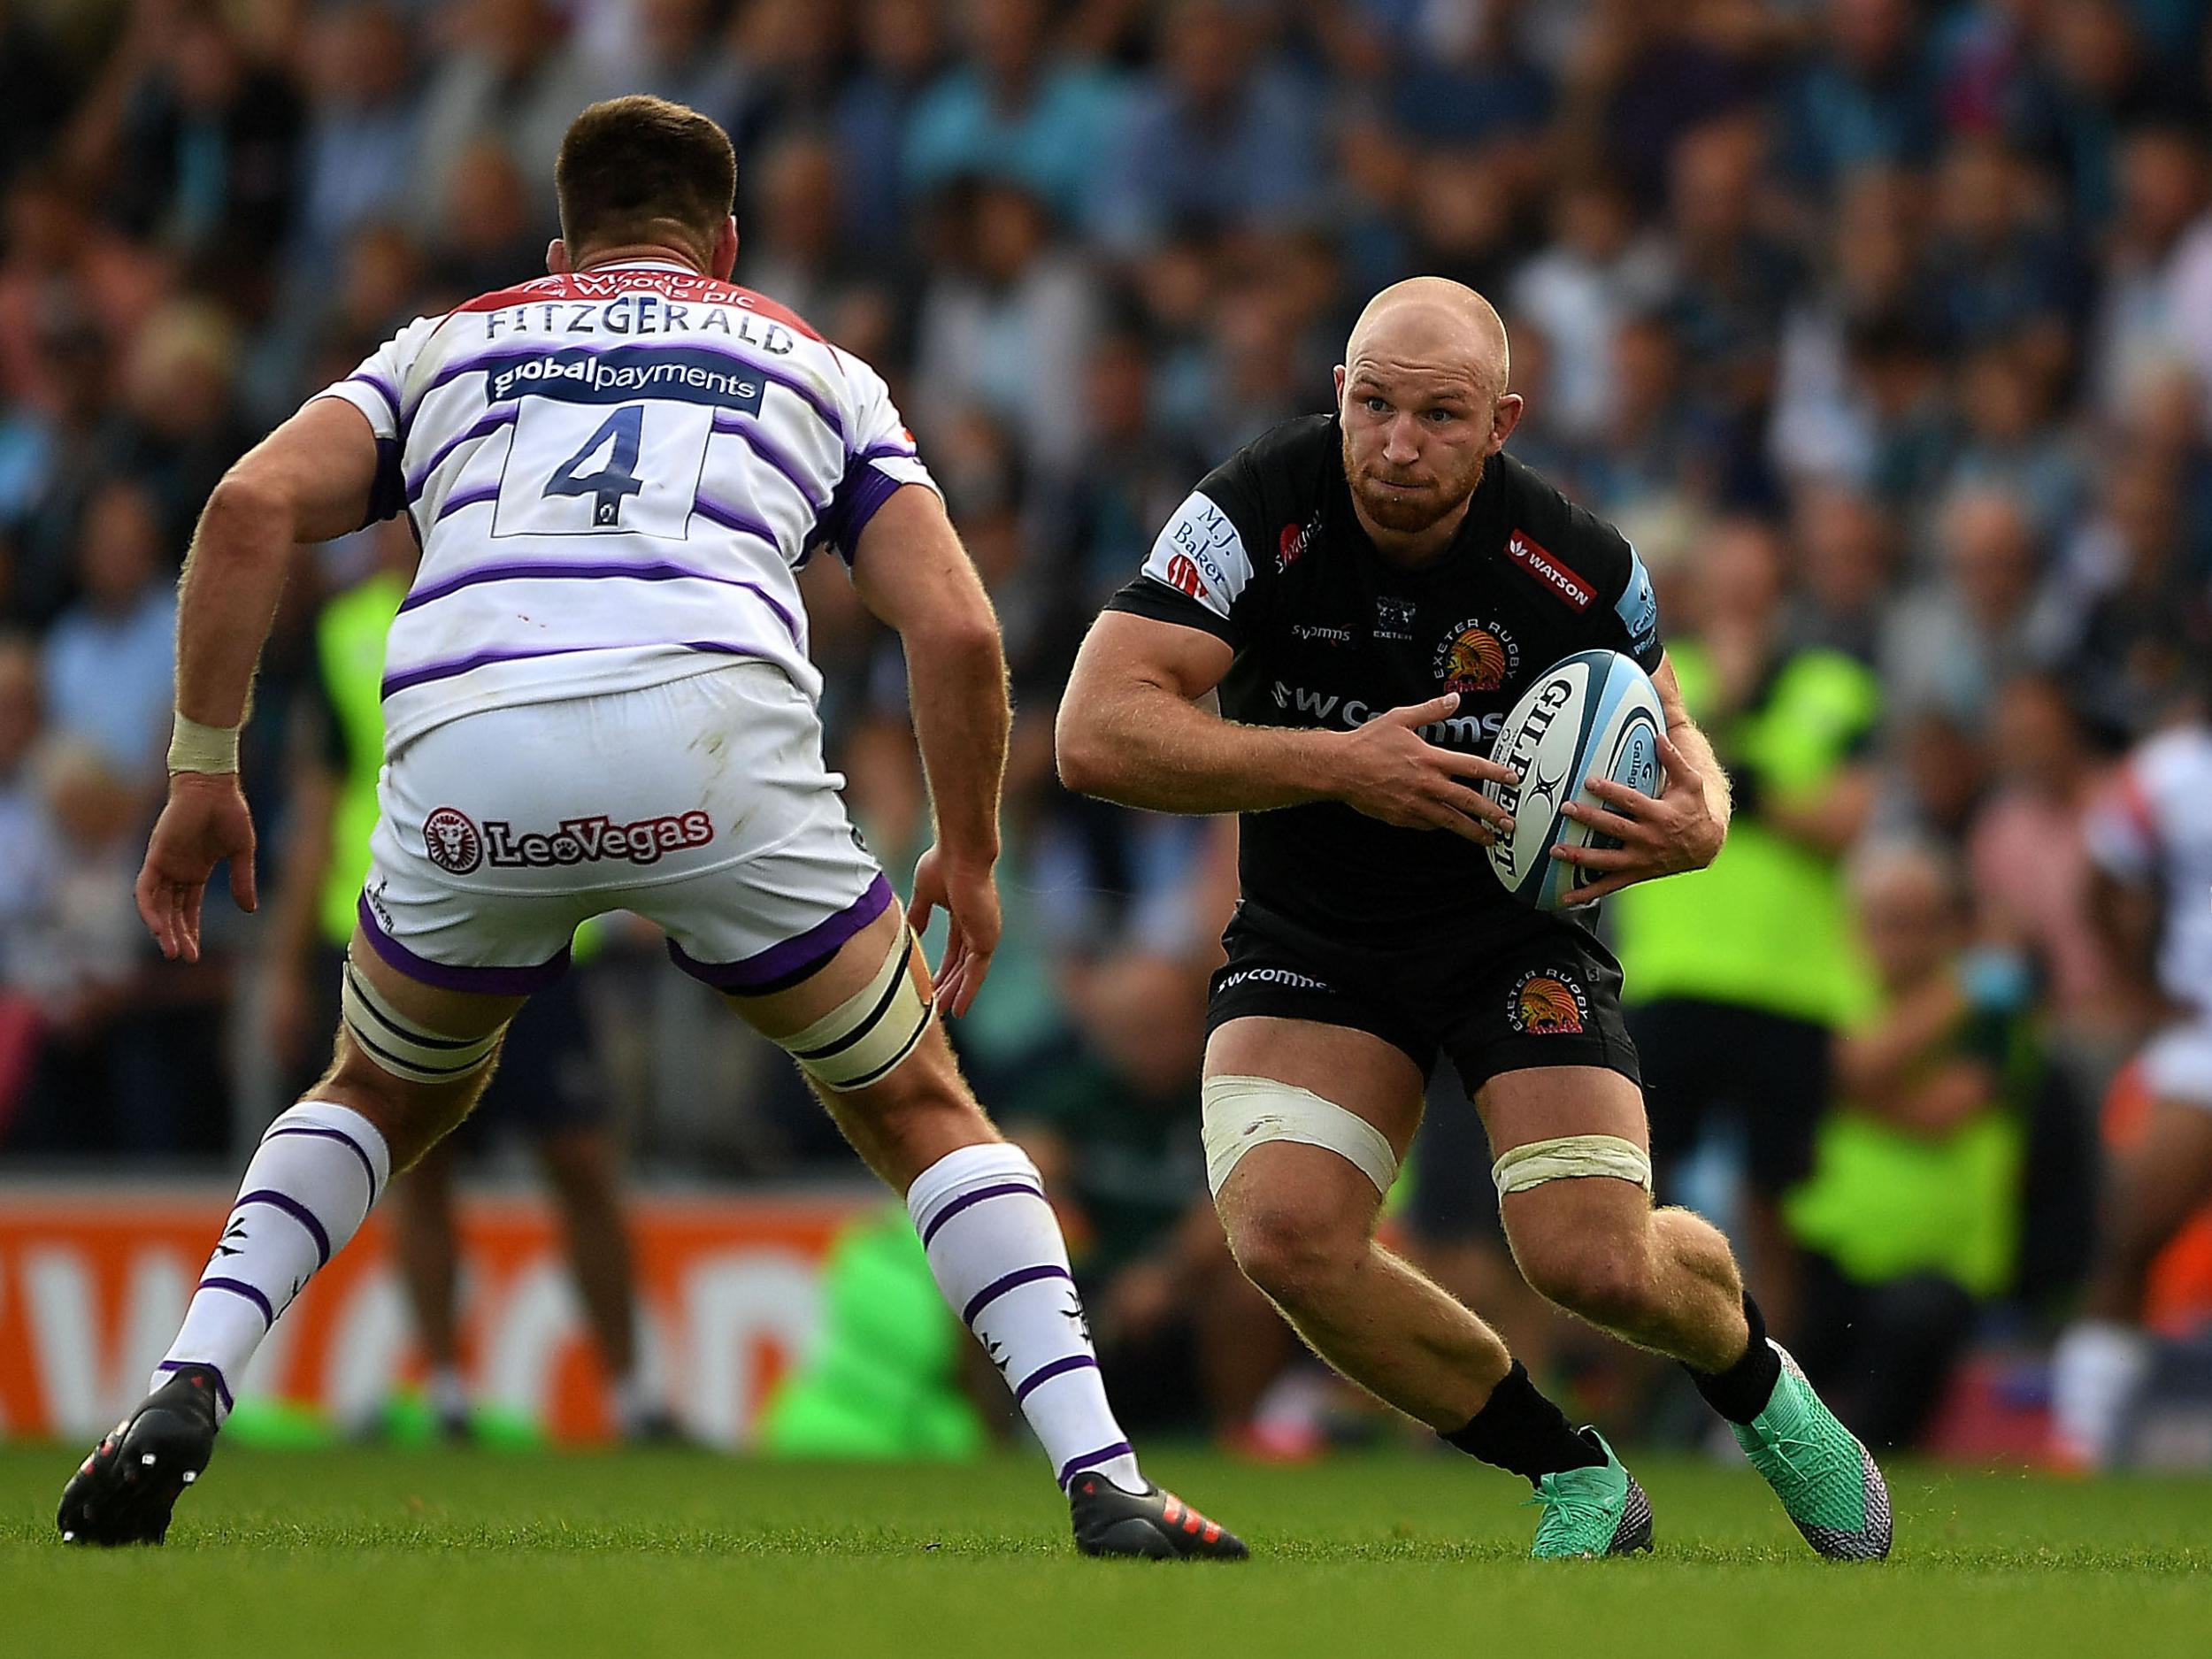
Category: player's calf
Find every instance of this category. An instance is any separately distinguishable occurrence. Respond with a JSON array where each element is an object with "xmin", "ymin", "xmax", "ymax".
[
  {"xmin": 729, "ymin": 906, "xmax": 1245, "ymax": 1553},
  {"xmin": 57, "ymin": 942, "xmax": 518, "ymax": 1541}
]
